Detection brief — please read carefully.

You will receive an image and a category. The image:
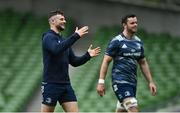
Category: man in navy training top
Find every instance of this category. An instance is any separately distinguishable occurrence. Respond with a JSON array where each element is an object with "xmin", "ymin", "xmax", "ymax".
[
  {"xmin": 41, "ymin": 10, "xmax": 101, "ymax": 112},
  {"xmin": 96, "ymin": 14, "xmax": 157, "ymax": 112}
]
